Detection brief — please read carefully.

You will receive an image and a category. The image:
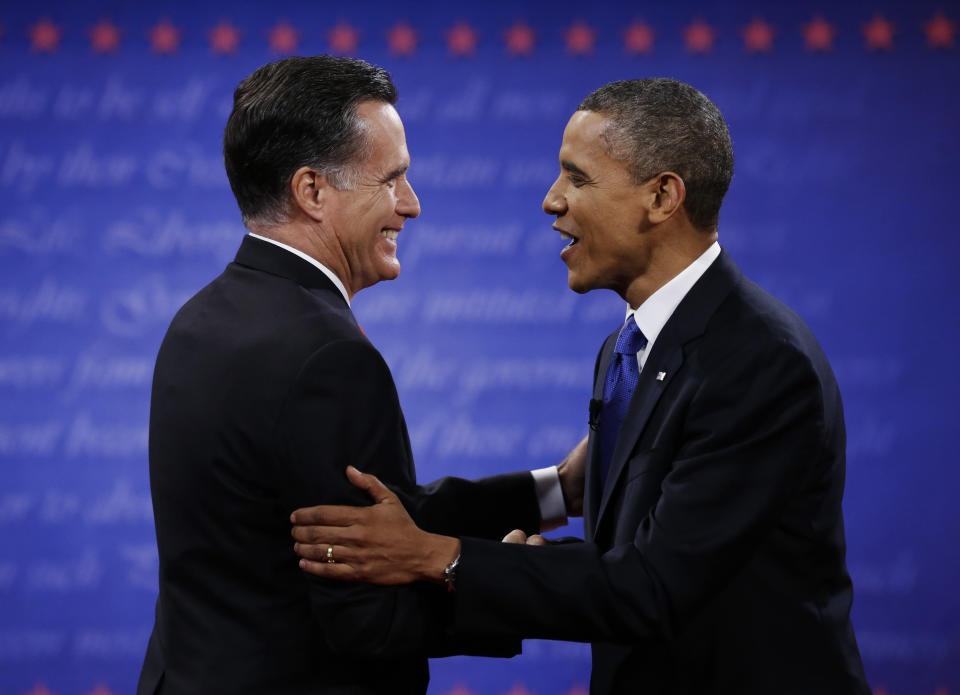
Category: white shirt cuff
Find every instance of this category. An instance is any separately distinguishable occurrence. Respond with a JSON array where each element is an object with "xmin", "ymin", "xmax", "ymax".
[{"xmin": 531, "ymin": 466, "xmax": 567, "ymax": 532}]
